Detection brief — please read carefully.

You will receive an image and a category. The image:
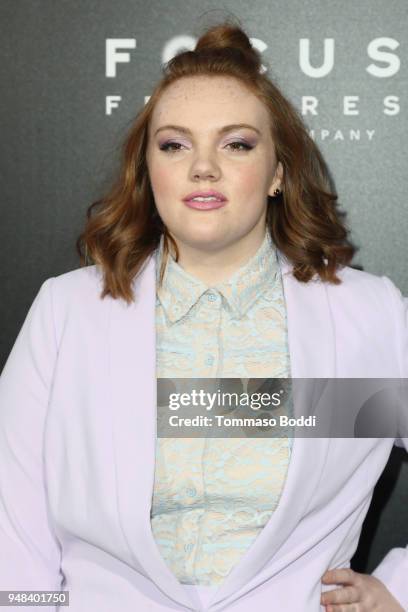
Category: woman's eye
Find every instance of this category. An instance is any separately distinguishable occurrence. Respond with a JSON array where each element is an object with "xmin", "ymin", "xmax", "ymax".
[
  {"xmin": 159, "ymin": 142, "xmax": 185, "ymax": 153},
  {"xmin": 226, "ymin": 141, "xmax": 253, "ymax": 152}
]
